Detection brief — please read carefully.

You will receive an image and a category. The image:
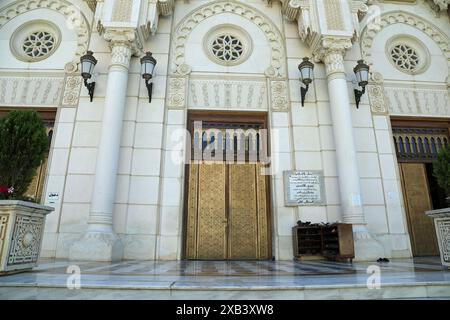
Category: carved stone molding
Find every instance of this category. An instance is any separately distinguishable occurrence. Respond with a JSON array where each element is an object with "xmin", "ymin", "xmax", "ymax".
[
  {"xmin": 95, "ymin": 0, "xmax": 175, "ymax": 50},
  {"xmin": 360, "ymin": 11, "xmax": 450, "ymax": 72},
  {"xmin": 0, "ymin": 75, "xmax": 64, "ymax": 107},
  {"xmin": 312, "ymin": 37, "xmax": 353, "ymax": 77},
  {"xmin": 280, "ymin": 0, "xmax": 303, "ymax": 21},
  {"xmin": 270, "ymin": 80, "xmax": 290, "ymax": 112},
  {"xmin": 324, "ymin": 0, "xmax": 345, "ymax": 31},
  {"xmin": 7, "ymin": 214, "xmax": 45, "ymax": 266},
  {"xmin": 62, "ymin": 75, "xmax": 82, "ymax": 106},
  {"xmin": 167, "ymin": 76, "xmax": 187, "ymax": 109},
  {"xmin": 0, "ymin": 0, "xmax": 90, "ymax": 71},
  {"xmin": 84, "ymin": 0, "xmax": 98, "ymax": 12},
  {"xmin": 110, "ymin": 43, "xmax": 132, "ymax": 69},
  {"xmin": 313, "ymin": 37, "xmax": 353, "ymax": 62},
  {"xmin": 112, "ymin": 0, "xmax": 132, "ymax": 22},
  {"xmin": 171, "ymin": 1, "xmax": 286, "ymax": 78},
  {"xmin": 426, "ymin": 0, "xmax": 449, "ymax": 13},
  {"xmin": 158, "ymin": 0, "xmax": 175, "ymax": 16},
  {"xmin": 367, "ymin": 72, "xmax": 387, "ymax": 114},
  {"xmin": 188, "ymin": 77, "xmax": 268, "ymax": 110},
  {"xmin": 101, "ymin": 27, "xmax": 140, "ymax": 60}
]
